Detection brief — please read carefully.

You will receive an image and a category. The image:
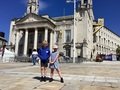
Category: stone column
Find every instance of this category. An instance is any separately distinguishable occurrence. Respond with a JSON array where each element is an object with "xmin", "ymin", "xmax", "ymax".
[
  {"xmin": 15, "ymin": 30, "xmax": 19, "ymax": 55},
  {"xmin": 45, "ymin": 28, "xmax": 48, "ymax": 41},
  {"xmin": 50, "ymin": 31, "xmax": 53, "ymax": 51},
  {"xmin": 54, "ymin": 31, "xmax": 56, "ymax": 44},
  {"xmin": 34, "ymin": 28, "xmax": 38, "ymax": 49},
  {"xmin": 24, "ymin": 29, "xmax": 28, "ymax": 56}
]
